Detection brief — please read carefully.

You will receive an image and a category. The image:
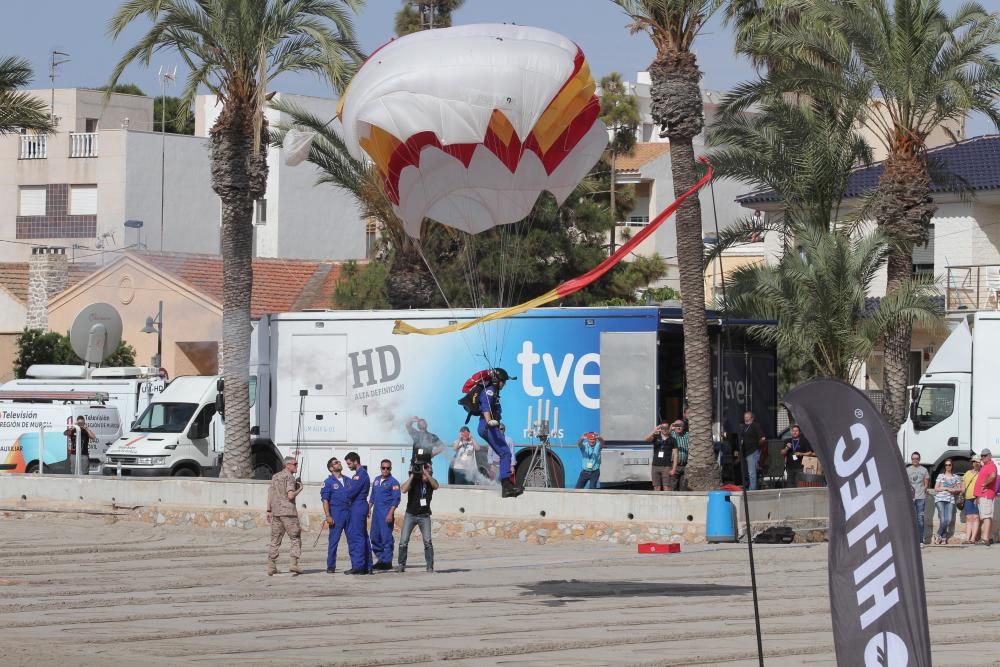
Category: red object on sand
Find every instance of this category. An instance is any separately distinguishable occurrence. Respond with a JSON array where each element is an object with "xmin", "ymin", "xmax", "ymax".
[{"xmin": 638, "ymin": 543, "xmax": 681, "ymax": 554}]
